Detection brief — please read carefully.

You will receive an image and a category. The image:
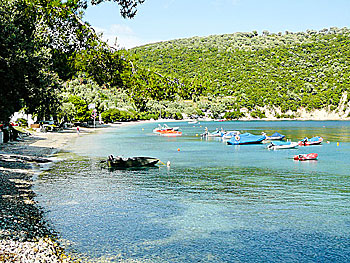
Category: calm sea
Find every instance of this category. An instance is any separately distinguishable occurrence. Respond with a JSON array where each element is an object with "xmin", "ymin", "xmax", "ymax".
[{"xmin": 34, "ymin": 121, "xmax": 350, "ymax": 262}]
